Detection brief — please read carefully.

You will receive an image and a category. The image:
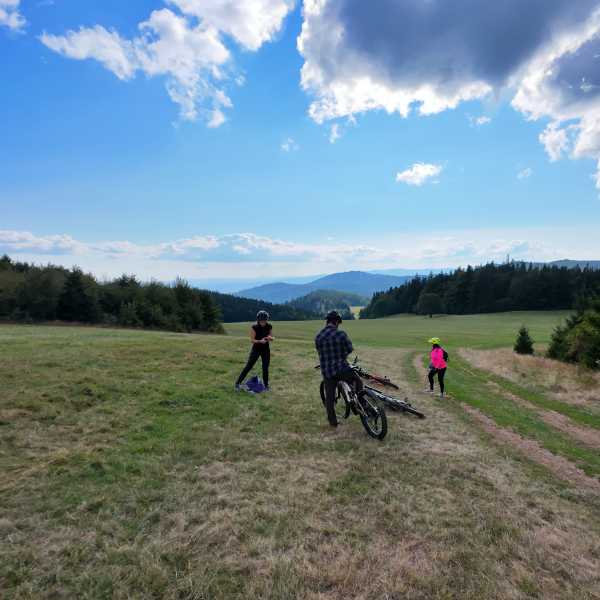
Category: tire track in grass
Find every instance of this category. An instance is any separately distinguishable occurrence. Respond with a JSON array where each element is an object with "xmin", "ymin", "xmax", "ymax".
[
  {"xmin": 463, "ymin": 406, "xmax": 600, "ymax": 494},
  {"xmin": 411, "ymin": 352, "xmax": 600, "ymax": 491},
  {"xmin": 458, "ymin": 349, "xmax": 600, "ymax": 430},
  {"xmin": 484, "ymin": 380, "xmax": 600, "ymax": 451}
]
